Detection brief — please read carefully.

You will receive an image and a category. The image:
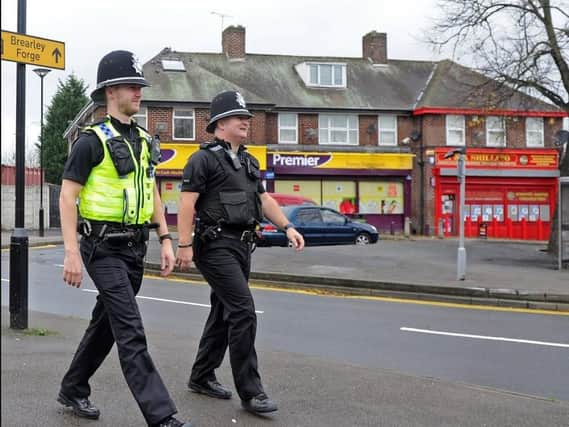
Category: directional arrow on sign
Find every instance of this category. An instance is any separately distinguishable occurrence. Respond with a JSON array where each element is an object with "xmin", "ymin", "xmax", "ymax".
[{"xmin": 52, "ymin": 48, "xmax": 61, "ymax": 63}]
